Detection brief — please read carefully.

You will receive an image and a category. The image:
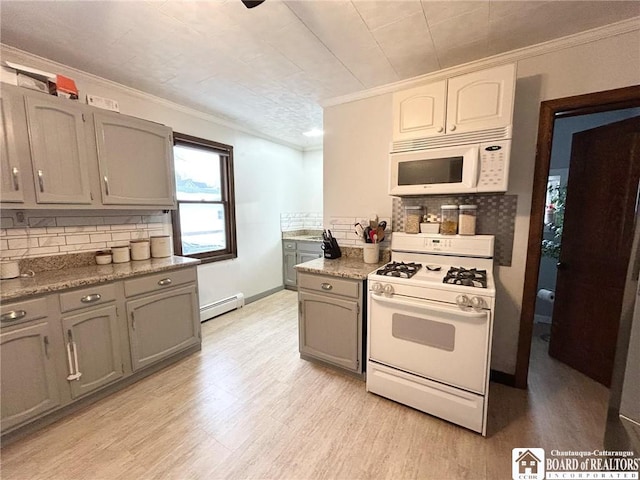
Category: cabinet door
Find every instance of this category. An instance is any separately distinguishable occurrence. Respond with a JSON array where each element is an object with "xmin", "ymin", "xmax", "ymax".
[
  {"xmin": 392, "ymin": 81, "xmax": 447, "ymax": 141},
  {"xmin": 94, "ymin": 113, "xmax": 175, "ymax": 207},
  {"xmin": 298, "ymin": 252, "xmax": 322, "ymax": 264},
  {"xmin": 24, "ymin": 95, "xmax": 92, "ymax": 204},
  {"xmin": 1, "ymin": 321, "xmax": 61, "ymax": 430},
  {"xmin": 62, "ymin": 304, "xmax": 123, "ymax": 399},
  {"xmin": 0, "ymin": 95, "xmax": 24, "ymax": 203},
  {"xmin": 127, "ymin": 284, "xmax": 200, "ymax": 371},
  {"xmin": 299, "ymin": 291, "xmax": 360, "ymax": 372},
  {"xmin": 283, "ymin": 250, "xmax": 297, "ymax": 287},
  {"xmin": 445, "ymin": 63, "xmax": 515, "ymax": 134}
]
